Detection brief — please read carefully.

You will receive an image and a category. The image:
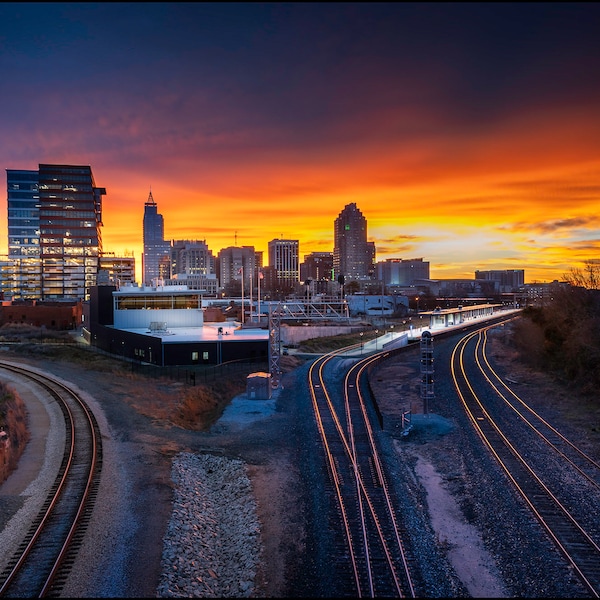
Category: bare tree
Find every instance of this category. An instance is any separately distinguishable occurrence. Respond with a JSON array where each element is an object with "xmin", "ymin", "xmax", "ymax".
[
  {"xmin": 563, "ymin": 259, "xmax": 600, "ymax": 289},
  {"xmin": 517, "ymin": 260, "xmax": 600, "ymax": 391}
]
